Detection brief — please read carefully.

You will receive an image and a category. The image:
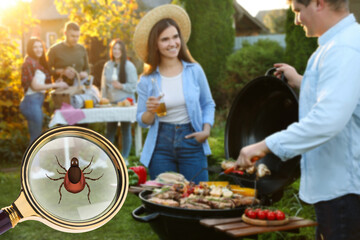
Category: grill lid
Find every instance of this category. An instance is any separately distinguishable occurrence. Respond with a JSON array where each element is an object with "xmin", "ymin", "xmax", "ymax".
[{"xmin": 224, "ymin": 68, "xmax": 300, "ymax": 203}]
